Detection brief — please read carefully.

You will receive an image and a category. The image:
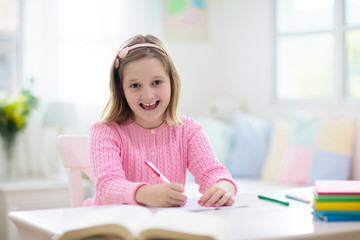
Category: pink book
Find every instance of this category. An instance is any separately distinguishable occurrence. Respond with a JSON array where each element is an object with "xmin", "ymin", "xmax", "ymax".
[{"xmin": 315, "ymin": 180, "xmax": 360, "ymax": 195}]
